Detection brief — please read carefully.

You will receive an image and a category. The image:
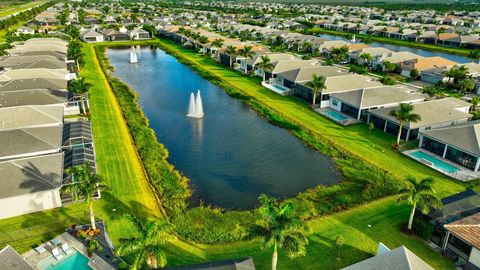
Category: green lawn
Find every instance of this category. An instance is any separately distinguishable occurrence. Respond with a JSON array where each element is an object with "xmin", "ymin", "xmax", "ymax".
[
  {"xmin": 0, "ymin": 1, "xmax": 46, "ymax": 17},
  {"xmin": 0, "ymin": 44, "xmax": 162, "ymax": 253},
  {"xmin": 0, "ymin": 40, "xmax": 466, "ymax": 269}
]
